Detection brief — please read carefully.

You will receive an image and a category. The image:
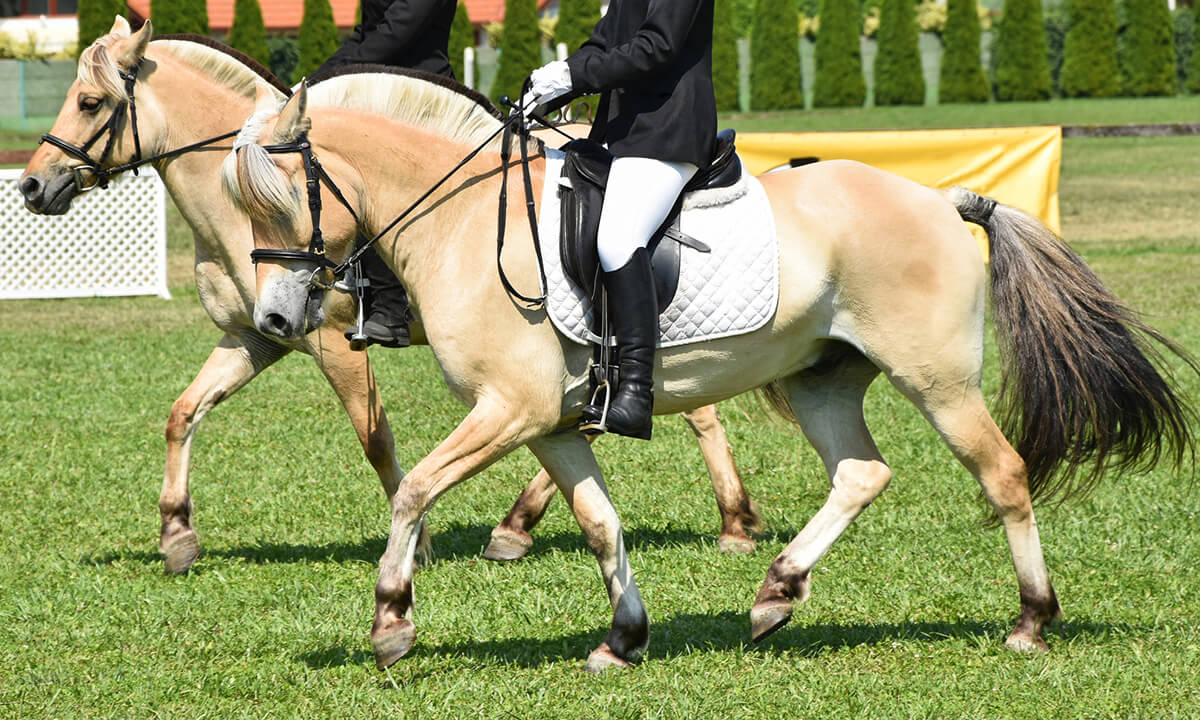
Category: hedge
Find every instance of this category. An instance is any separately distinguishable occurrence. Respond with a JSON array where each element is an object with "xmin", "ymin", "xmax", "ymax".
[
  {"xmin": 1062, "ymin": 0, "xmax": 1120, "ymax": 98},
  {"xmin": 750, "ymin": 0, "xmax": 804, "ymax": 111},
  {"xmin": 228, "ymin": 0, "xmax": 270, "ymax": 67},
  {"xmin": 873, "ymin": 0, "xmax": 925, "ymax": 106},
  {"xmin": 992, "ymin": 0, "xmax": 1052, "ymax": 101},
  {"xmin": 813, "ymin": 0, "xmax": 865, "ymax": 107},
  {"xmin": 939, "ymin": 0, "xmax": 990, "ymax": 102}
]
